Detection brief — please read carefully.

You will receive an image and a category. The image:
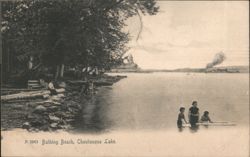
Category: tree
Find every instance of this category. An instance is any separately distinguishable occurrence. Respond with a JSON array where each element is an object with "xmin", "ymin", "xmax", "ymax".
[{"xmin": 1, "ymin": 0, "xmax": 159, "ymax": 82}]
